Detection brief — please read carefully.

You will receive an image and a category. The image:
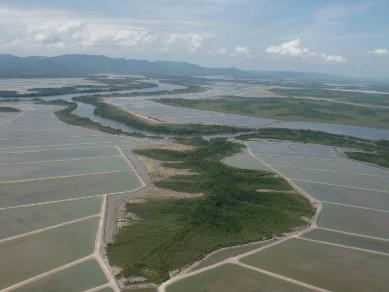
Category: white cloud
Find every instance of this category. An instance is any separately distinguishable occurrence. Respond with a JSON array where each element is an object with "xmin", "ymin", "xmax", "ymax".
[
  {"xmin": 212, "ymin": 46, "xmax": 251, "ymax": 57},
  {"xmin": 266, "ymin": 38, "xmax": 314, "ymax": 58},
  {"xmin": 266, "ymin": 38, "xmax": 346, "ymax": 63},
  {"xmin": 369, "ymin": 49, "xmax": 389, "ymax": 55},
  {"xmin": 232, "ymin": 46, "xmax": 251, "ymax": 57},
  {"xmin": 162, "ymin": 33, "xmax": 211, "ymax": 53},
  {"xmin": 189, "ymin": 34, "xmax": 206, "ymax": 52},
  {"xmin": 214, "ymin": 47, "xmax": 228, "ymax": 55},
  {"xmin": 75, "ymin": 26, "xmax": 155, "ymax": 49},
  {"xmin": 27, "ymin": 23, "xmax": 155, "ymax": 50},
  {"xmin": 0, "ymin": 7, "xmax": 212, "ymax": 55},
  {"xmin": 28, "ymin": 21, "xmax": 85, "ymax": 47},
  {"xmin": 321, "ymin": 53, "xmax": 346, "ymax": 63}
]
